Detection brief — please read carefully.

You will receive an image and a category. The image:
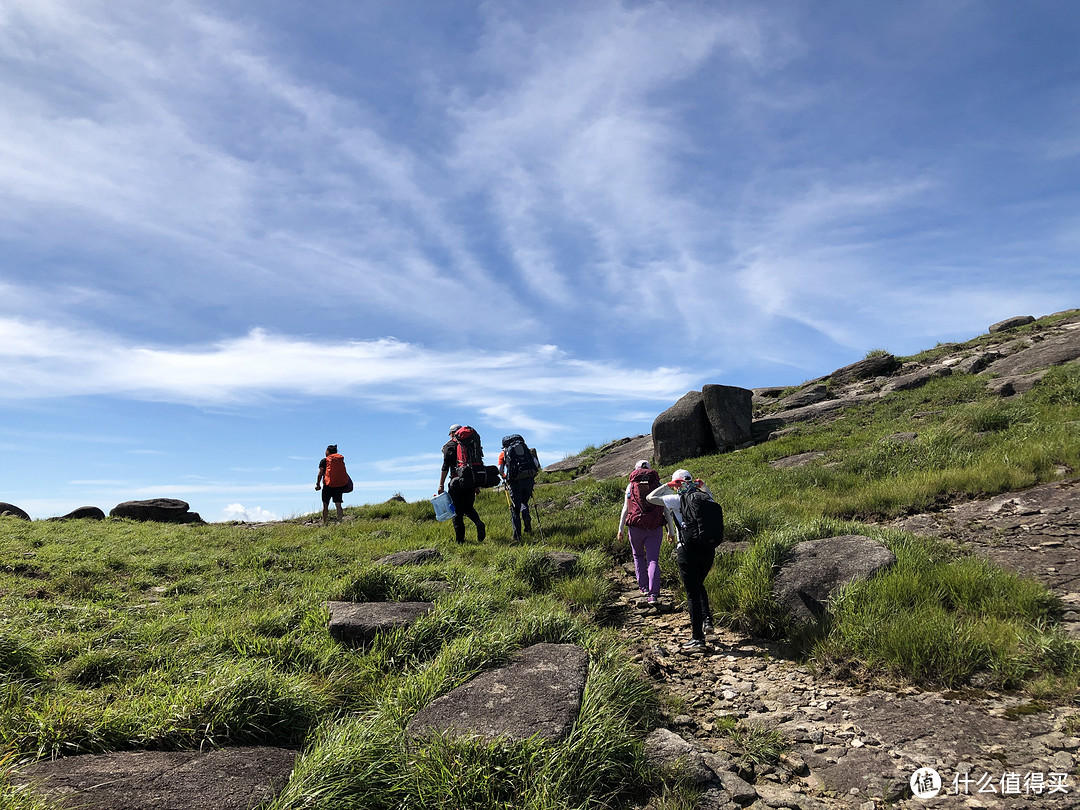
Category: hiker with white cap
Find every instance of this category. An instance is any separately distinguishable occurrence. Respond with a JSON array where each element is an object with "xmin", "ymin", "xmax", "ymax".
[
  {"xmin": 648, "ymin": 469, "xmax": 719, "ymax": 650},
  {"xmin": 437, "ymin": 424, "xmax": 486, "ymax": 543},
  {"xmin": 617, "ymin": 461, "xmax": 676, "ymax": 608}
]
